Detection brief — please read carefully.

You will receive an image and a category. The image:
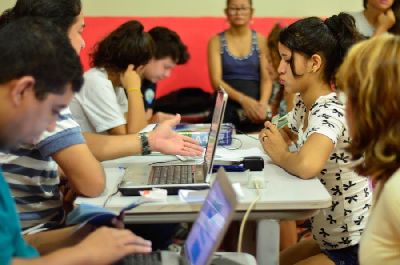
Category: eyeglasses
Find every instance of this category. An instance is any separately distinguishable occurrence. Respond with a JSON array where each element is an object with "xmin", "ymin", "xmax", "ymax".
[{"xmin": 227, "ymin": 6, "xmax": 251, "ymax": 14}]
